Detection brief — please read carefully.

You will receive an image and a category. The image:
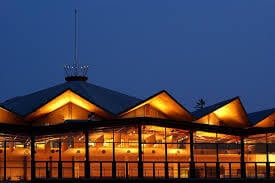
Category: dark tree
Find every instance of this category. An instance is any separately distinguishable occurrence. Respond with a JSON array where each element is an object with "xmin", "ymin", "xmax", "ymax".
[{"xmin": 194, "ymin": 98, "xmax": 206, "ymax": 110}]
